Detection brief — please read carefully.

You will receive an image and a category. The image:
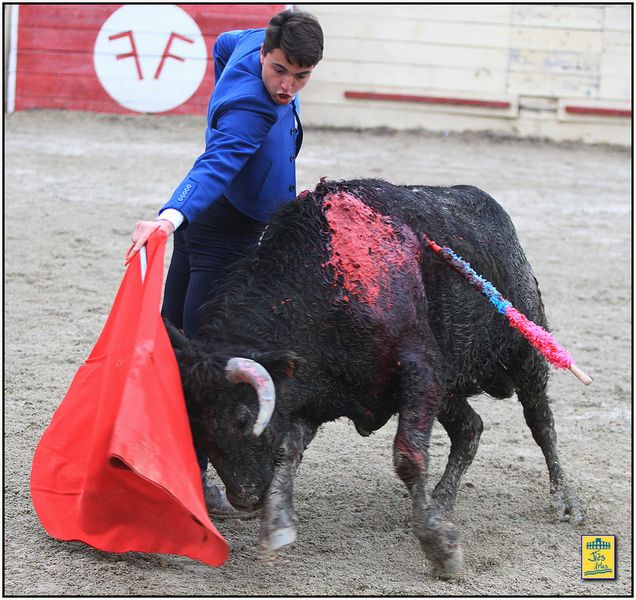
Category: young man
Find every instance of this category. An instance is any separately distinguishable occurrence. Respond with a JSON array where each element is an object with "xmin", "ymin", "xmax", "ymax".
[{"xmin": 127, "ymin": 9, "xmax": 323, "ymax": 512}]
